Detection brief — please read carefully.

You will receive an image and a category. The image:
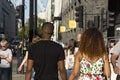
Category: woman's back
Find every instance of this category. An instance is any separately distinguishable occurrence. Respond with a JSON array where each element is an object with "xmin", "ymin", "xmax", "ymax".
[{"xmin": 78, "ymin": 56, "xmax": 105, "ymax": 80}]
